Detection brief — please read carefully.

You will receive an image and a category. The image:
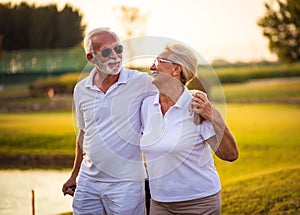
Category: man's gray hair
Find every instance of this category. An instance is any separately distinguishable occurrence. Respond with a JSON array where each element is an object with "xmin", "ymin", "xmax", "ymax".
[{"xmin": 83, "ymin": 27, "xmax": 120, "ymax": 54}]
